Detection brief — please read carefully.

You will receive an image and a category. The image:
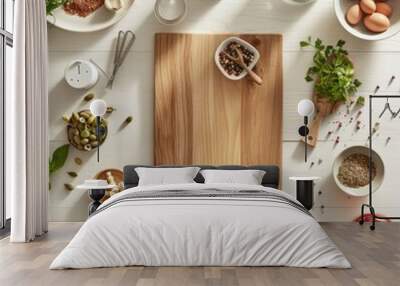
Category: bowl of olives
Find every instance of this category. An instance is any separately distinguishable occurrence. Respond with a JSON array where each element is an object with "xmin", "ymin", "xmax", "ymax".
[{"xmin": 65, "ymin": 110, "xmax": 108, "ymax": 151}]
